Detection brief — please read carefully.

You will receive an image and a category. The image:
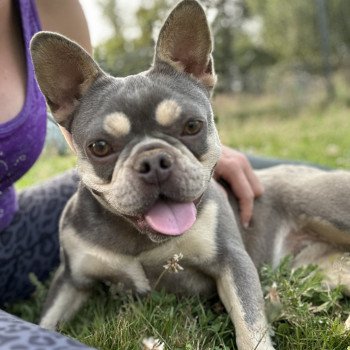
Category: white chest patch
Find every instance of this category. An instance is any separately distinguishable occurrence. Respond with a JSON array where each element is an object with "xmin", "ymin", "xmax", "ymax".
[{"xmin": 61, "ymin": 200, "xmax": 218, "ymax": 293}]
